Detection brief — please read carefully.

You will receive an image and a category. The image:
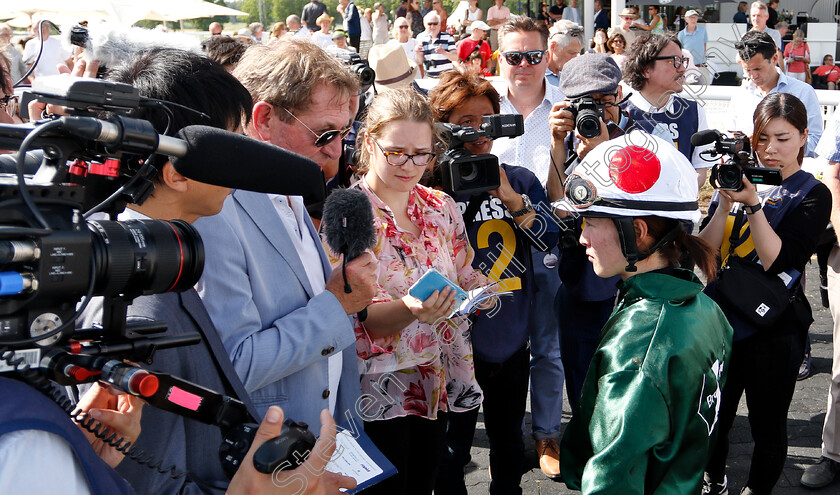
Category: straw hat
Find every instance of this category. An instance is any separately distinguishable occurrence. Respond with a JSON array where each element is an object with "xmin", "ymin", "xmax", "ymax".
[
  {"xmin": 368, "ymin": 43, "xmax": 419, "ymax": 91},
  {"xmin": 619, "ymin": 7, "xmax": 639, "ymax": 19}
]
